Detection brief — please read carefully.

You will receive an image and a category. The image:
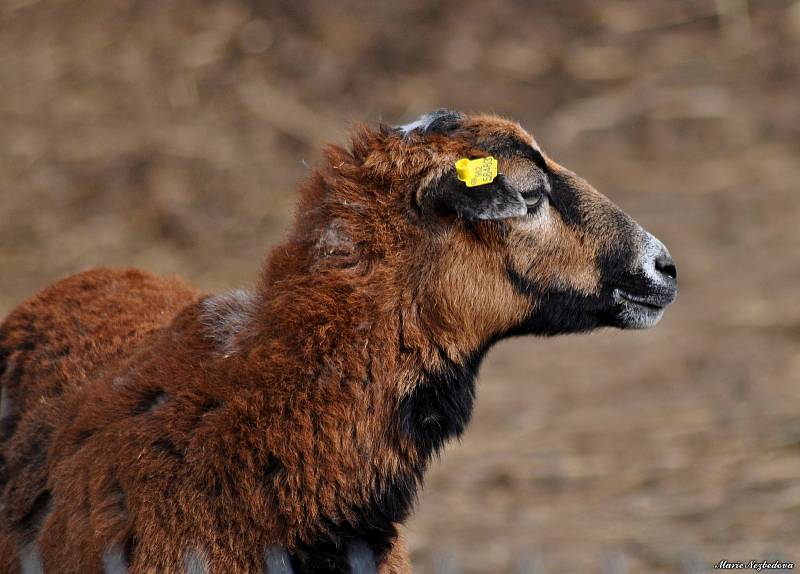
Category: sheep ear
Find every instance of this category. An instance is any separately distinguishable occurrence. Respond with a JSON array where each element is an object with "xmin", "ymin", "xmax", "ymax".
[{"xmin": 428, "ymin": 173, "xmax": 528, "ymax": 221}]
